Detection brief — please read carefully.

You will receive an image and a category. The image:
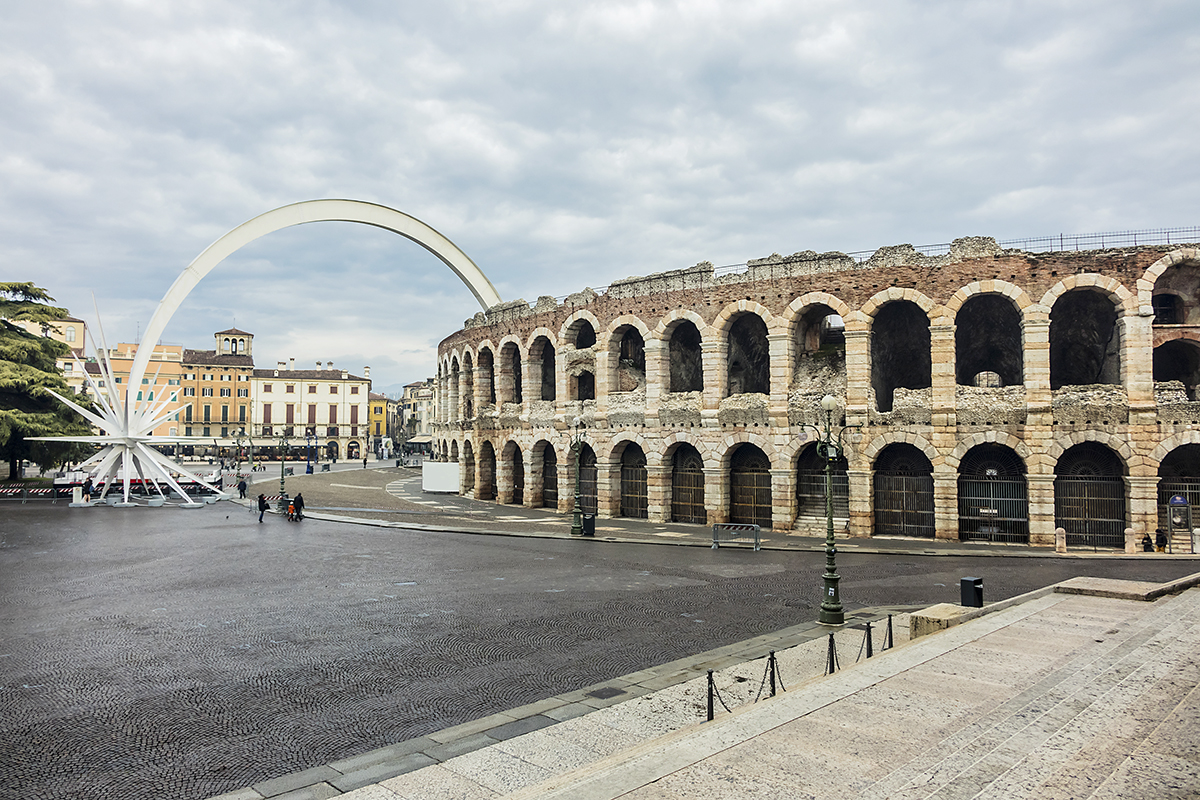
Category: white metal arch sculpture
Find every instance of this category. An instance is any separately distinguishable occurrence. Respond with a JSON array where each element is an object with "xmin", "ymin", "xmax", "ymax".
[{"xmin": 36, "ymin": 199, "xmax": 501, "ymax": 506}]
